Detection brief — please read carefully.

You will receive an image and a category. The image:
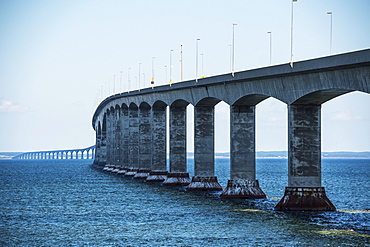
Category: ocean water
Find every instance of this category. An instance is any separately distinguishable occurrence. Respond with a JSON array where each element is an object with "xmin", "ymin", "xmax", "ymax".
[{"xmin": 1, "ymin": 158, "xmax": 369, "ymax": 246}]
